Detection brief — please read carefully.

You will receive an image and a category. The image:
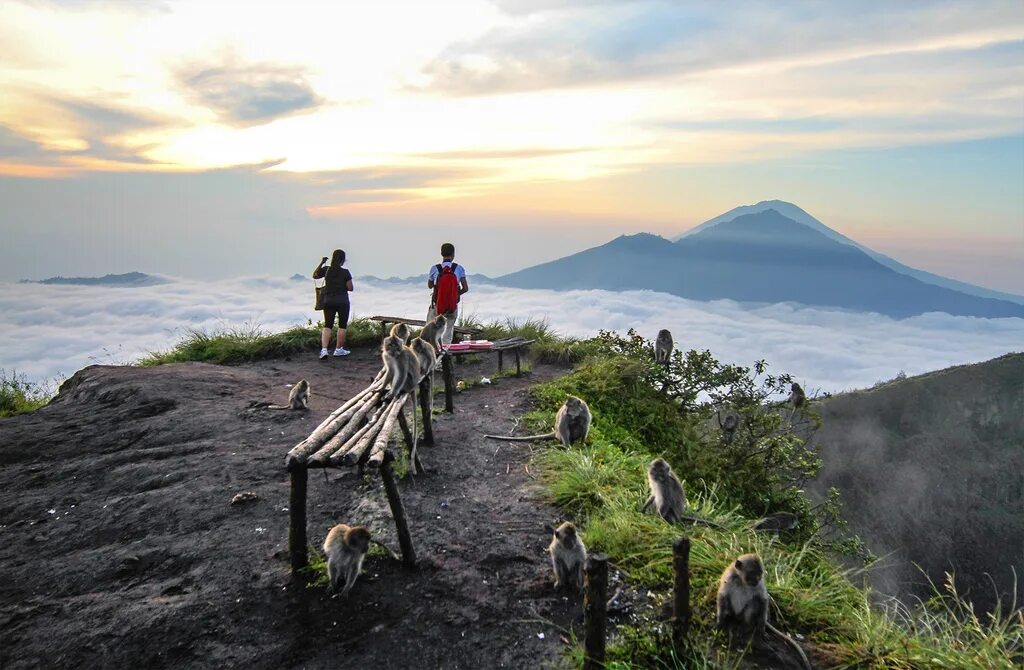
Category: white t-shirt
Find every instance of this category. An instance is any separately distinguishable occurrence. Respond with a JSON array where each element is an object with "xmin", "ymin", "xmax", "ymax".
[{"xmin": 428, "ymin": 261, "xmax": 467, "ymax": 283}]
